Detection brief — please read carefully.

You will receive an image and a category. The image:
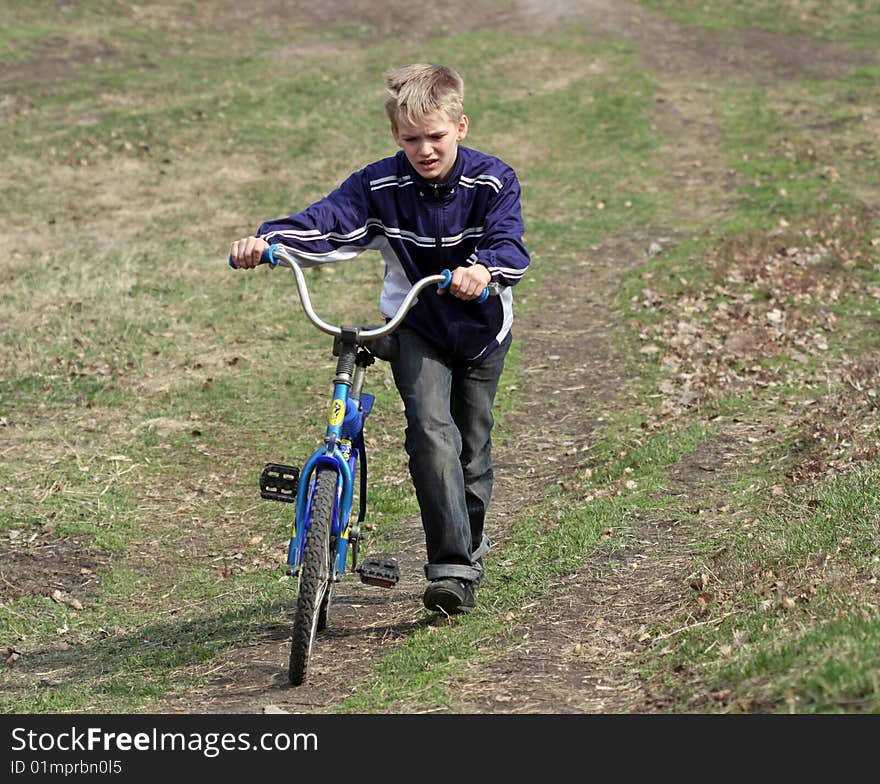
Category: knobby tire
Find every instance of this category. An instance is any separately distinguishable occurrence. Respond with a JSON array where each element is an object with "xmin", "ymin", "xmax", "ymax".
[{"xmin": 288, "ymin": 467, "xmax": 336, "ymax": 685}]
